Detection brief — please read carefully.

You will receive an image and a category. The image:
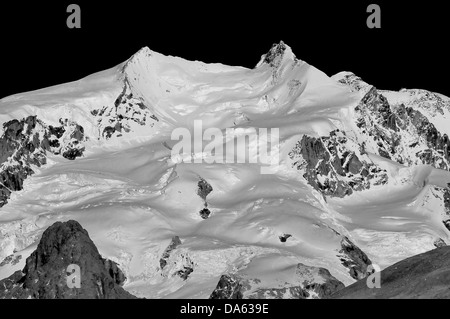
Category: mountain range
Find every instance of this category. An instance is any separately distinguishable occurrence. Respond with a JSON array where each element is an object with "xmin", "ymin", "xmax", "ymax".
[{"xmin": 0, "ymin": 42, "xmax": 449, "ymax": 299}]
